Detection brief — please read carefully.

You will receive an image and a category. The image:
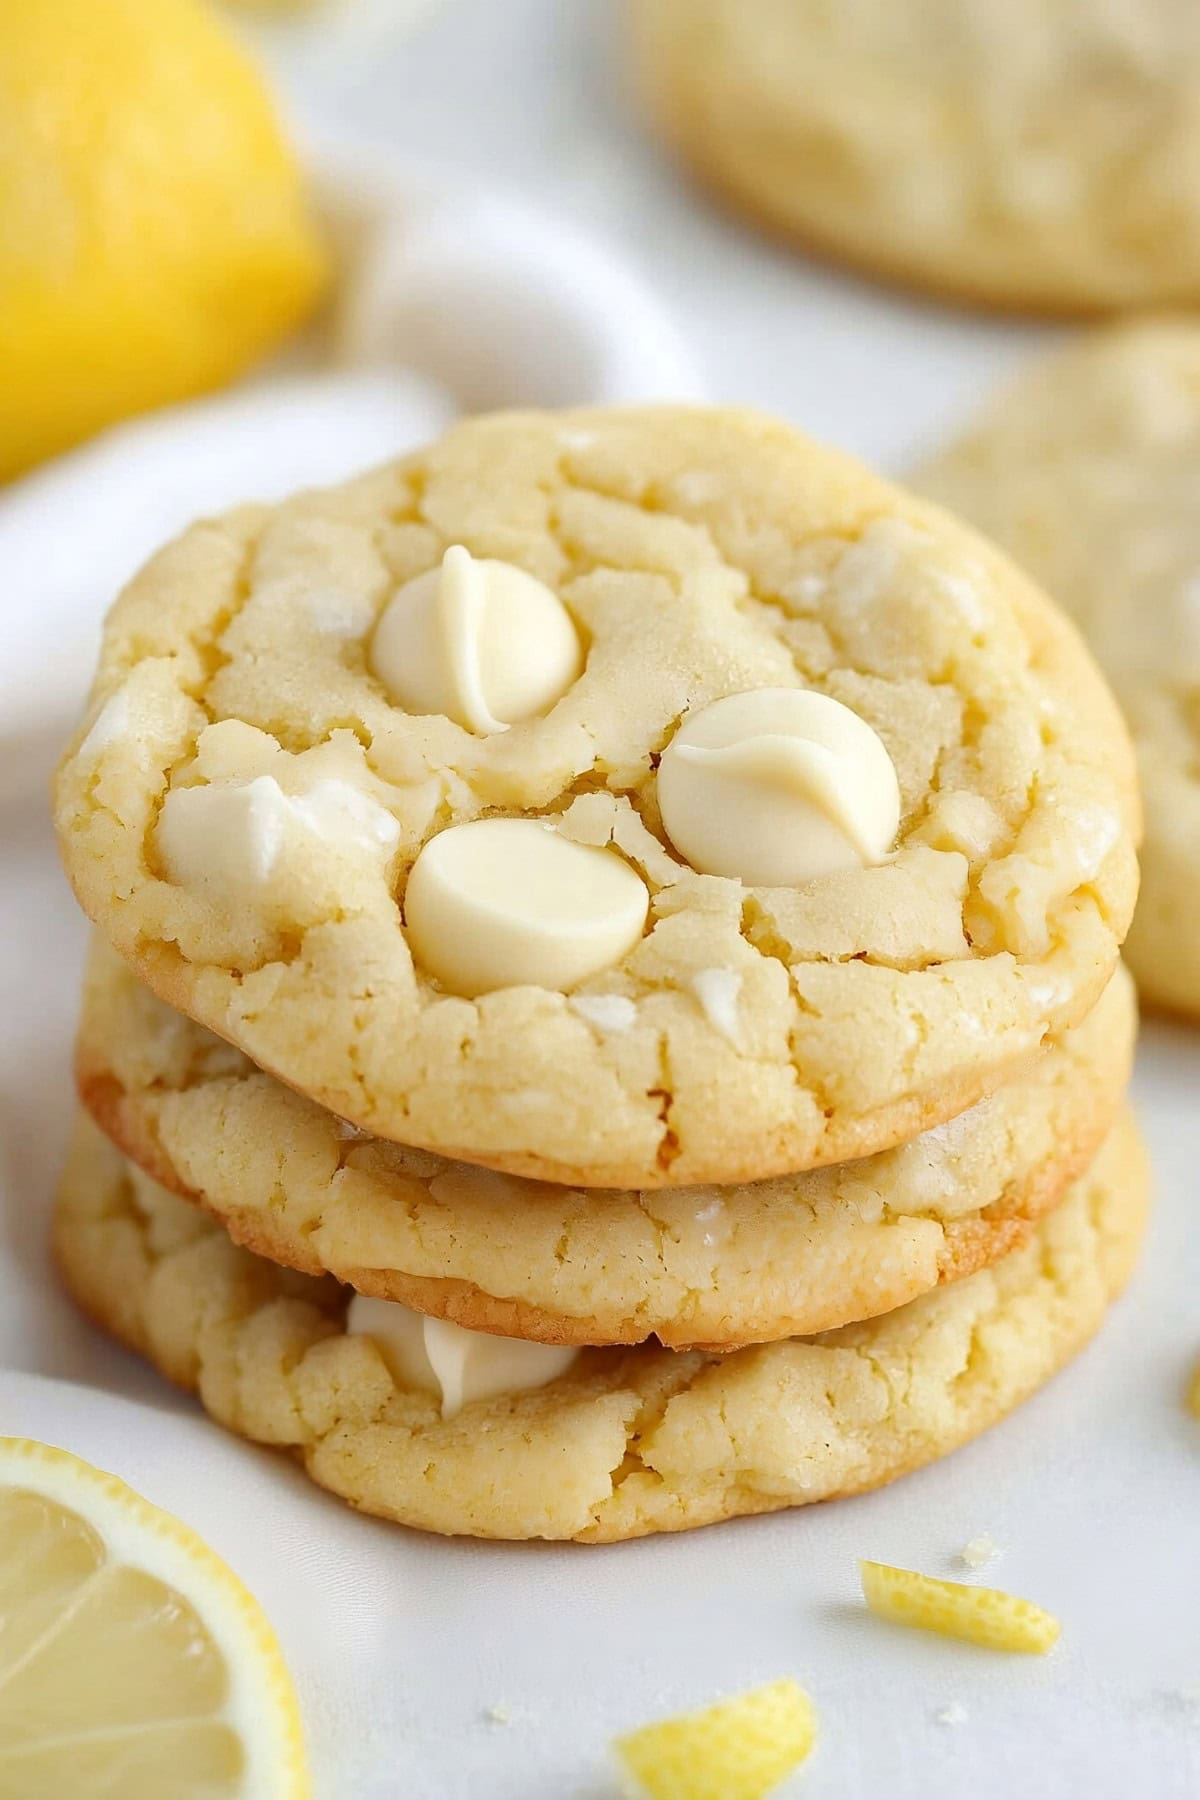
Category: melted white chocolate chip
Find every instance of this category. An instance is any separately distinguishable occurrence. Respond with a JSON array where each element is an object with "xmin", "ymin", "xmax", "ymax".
[
  {"xmin": 369, "ymin": 544, "xmax": 583, "ymax": 733},
  {"xmin": 404, "ymin": 818, "xmax": 649, "ymax": 996},
  {"xmin": 657, "ymin": 687, "xmax": 901, "ymax": 886},
  {"xmin": 569, "ymin": 993, "xmax": 638, "ymax": 1033},
  {"xmin": 156, "ymin": 774, "xmax": 400, "ymax": 901},
  {"xmin": 77, "ymin": 687, "xmax": 133, "ymax": 762},
  {"xmin": 690, "ymin": 967, "xmax": 743, "ymax": 1048},
  {"xmin": 346, "ymin": 1294, "xmax": 579, "ymax": 1418}
]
